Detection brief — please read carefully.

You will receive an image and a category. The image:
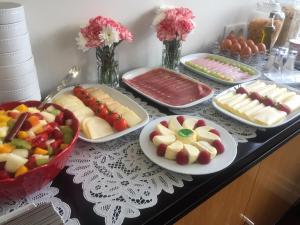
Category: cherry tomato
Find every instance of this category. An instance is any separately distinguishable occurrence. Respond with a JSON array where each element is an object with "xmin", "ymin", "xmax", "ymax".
[
  {"xmin": 93, "ymin": 103, "xmax": 105, "ymax": 114},
  {"xmin": 86, "ymin": 97, "xmax": 97, "ymax": 108},
  {"xmin": 98, "ymin": 107, "xmax": 109, "ymax": 119},
  {"xmin": 73, "ymin": 86, "xmax": 84, "ymax": 96},
  {"xmin": 31, "ymin": 133, "xmax": 48, "ymax": 148},
  {"xmin": 113, "ymin": 117, "xmax": 128, "ymax": 131},
  {"xmin": 105, "ymin": 112, "xmax": 119, "ymax": 125}
]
